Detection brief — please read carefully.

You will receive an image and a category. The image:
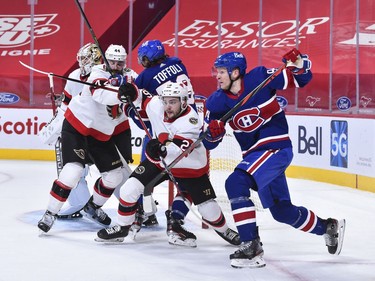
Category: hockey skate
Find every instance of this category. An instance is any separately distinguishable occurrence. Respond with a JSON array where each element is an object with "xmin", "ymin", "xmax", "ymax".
[
  {"xmin": 38, "ymin": 210, "xmax": 57, "ymax": 233},
  {"xmin": 166, "ymin": 210, "xmax": 197, "ymax": 248},
  {"xmin": 215, "ymin": 228, "xmax": 241, "ymax": 245},
  {"xmin": 82, "ymin": 197, "xmax": 111, "ymax": 226},
  {"xmin": 95, "ymin": 225, "xmax": 130, "ymax": 243},
  {"xmin": 230, "ymin": 238, "xmax": 265, "ymax": 268},
  {"xmin": 143, "ymin": 214, "xmax": 159, "ymax": 227},
  {"xmin": 324, "ymin": 218, "xmax": 346, "ymax": 255},
  {"xmin": 56, "ymin": 211, "xmax": 83, "ymax": 220},
  {"xmin": 128, "ymin": 206, "xmax": 145, "ymax": 239}
]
